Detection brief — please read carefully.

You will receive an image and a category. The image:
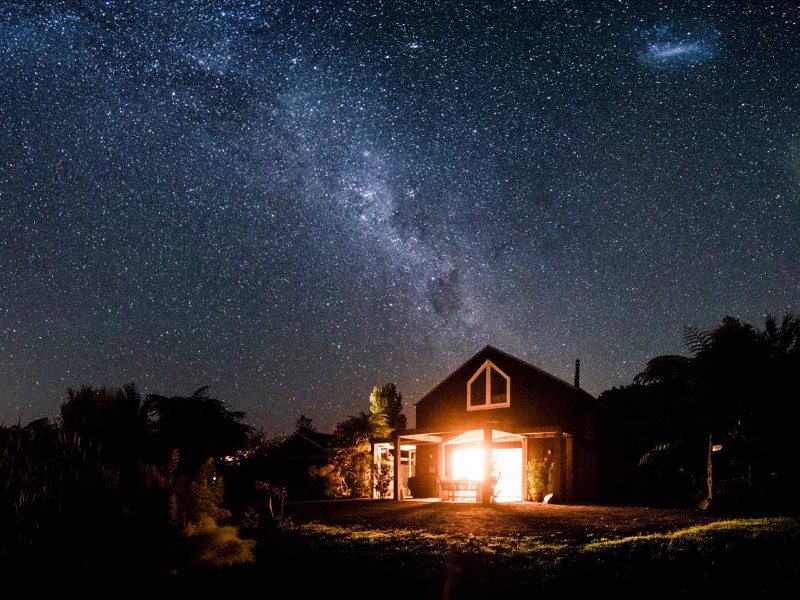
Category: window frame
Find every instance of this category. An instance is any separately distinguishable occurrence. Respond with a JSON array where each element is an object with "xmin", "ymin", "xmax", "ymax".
[{"xmin": 466, "ymin": 360, "xmax": 511, "ymax": 411}]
